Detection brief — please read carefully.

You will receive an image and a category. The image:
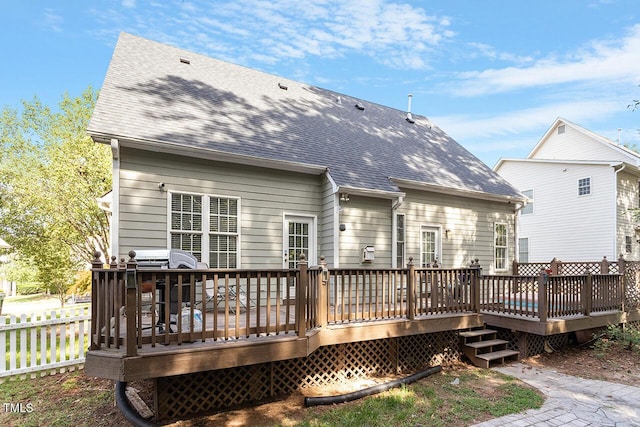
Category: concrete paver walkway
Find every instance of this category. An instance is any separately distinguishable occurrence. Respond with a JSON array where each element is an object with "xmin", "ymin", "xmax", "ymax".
[{"xmin": 472, "ymin": 362, "xmax": 640, "ymax": 427}]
